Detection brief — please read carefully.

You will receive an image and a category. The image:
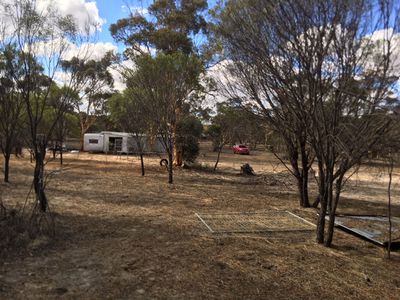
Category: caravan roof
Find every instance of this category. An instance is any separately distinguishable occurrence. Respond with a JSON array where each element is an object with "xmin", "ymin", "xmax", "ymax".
[{"xmin": 101, "ymin": 131, "xmax": 130, "ymax": 137}]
